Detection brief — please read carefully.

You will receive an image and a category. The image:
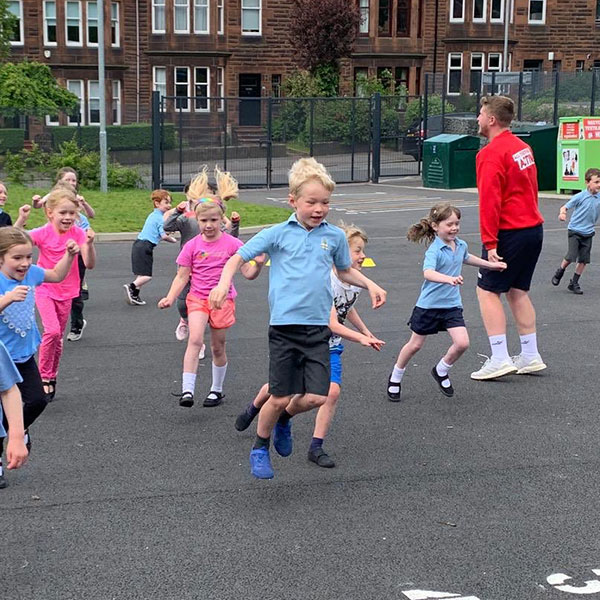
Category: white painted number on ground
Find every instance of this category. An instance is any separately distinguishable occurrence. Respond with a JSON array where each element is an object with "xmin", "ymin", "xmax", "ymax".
[
  {"xmin": 547, "ymin": 570, "xmax": 600, "ymax": 594},
  {"xmin": 402, "ymin": 590, "xmax": 481, "ymax": 600}
]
